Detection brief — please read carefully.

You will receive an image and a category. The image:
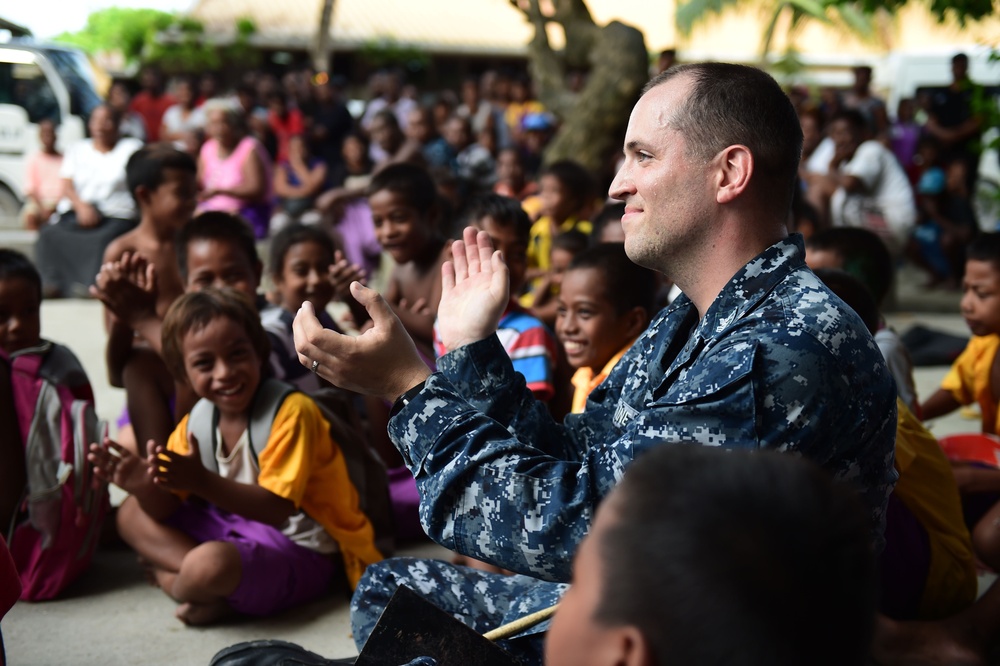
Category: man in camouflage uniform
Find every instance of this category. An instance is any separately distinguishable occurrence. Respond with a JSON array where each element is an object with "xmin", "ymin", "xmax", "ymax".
[{"xmin": 294, "ymin": 63, "xmax": 897, "ymax": 663}]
